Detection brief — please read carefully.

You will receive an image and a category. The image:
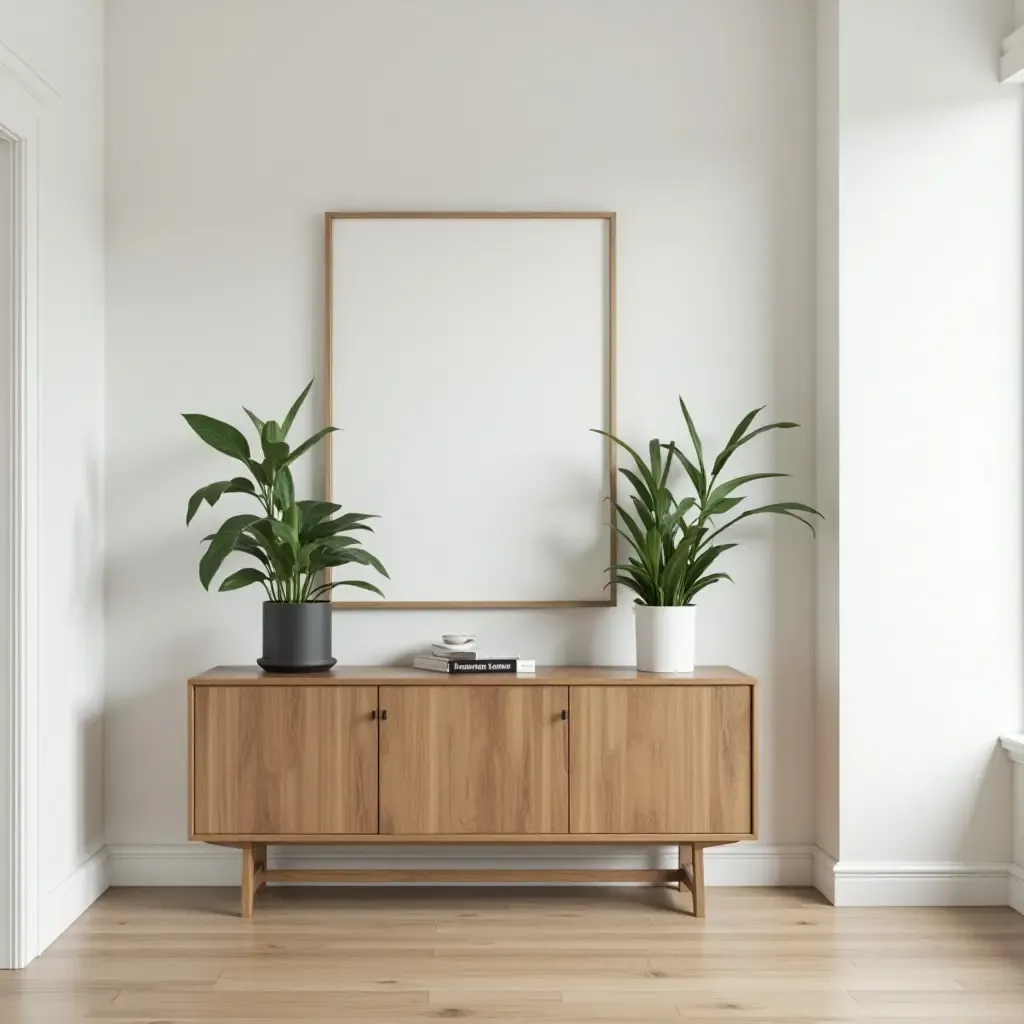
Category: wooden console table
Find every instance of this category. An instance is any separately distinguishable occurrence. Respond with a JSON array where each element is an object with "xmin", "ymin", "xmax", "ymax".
[{"xmin": 188, "ymin": 665, "xmax": 758, "ymax": 918}]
